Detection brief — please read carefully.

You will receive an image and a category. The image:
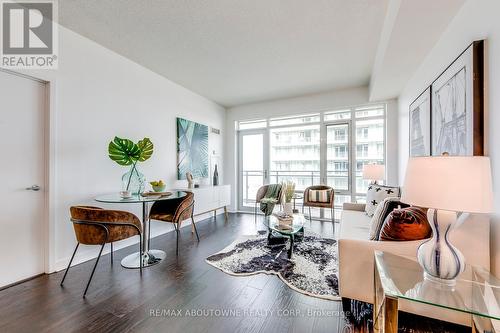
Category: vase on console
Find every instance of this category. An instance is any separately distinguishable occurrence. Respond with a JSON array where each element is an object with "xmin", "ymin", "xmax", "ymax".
[{"xmin": 213, "ymin": 164, "xmax": 219, "ymax": 186}]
